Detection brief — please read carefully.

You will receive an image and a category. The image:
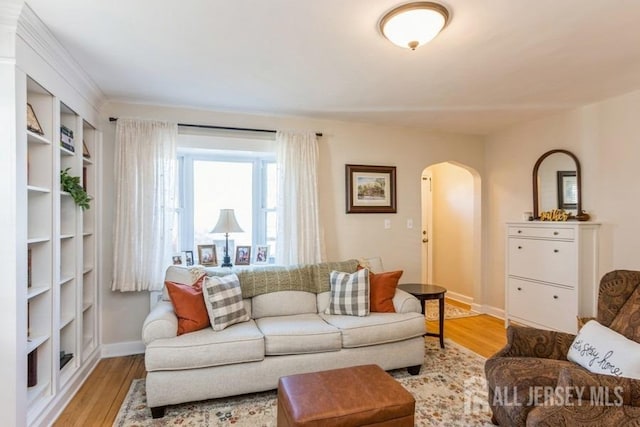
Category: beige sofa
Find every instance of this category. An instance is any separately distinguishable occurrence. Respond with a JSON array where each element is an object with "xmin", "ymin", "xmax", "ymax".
[{"xmin": 141, "ymin": 260, "xmax": 426, "ymax": 418}]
